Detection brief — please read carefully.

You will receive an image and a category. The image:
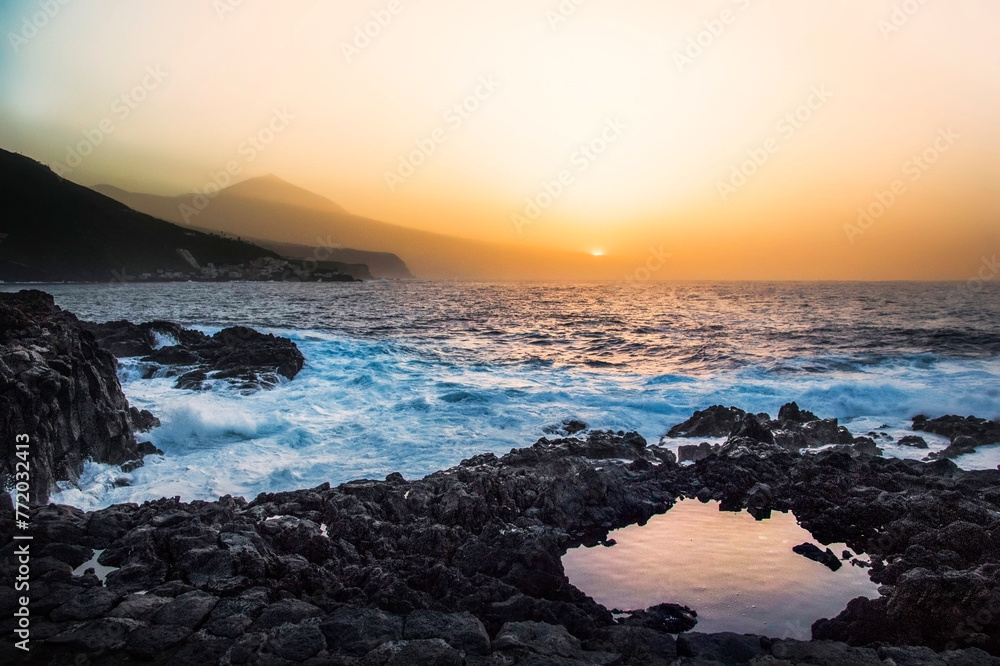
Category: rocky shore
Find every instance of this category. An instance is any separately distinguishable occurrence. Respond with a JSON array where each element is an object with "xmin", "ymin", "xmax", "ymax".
[
  {"xmin": 3, "ymin": 412, "xmax": 1000, "ymax": 664},
  {"xmin": 3, "ymin": 292, "xmax": 1000, "ymax": 664},
  {"xmin": 0, "ymin": 290, "xmax": 305, "ymax": 503}
]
